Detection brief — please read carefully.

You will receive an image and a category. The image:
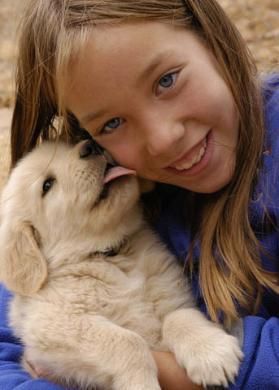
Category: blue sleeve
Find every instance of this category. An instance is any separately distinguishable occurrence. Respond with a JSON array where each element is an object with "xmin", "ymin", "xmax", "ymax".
[
  {"xmin": 0, "ymin": 284, "xmax": 64, "ymax": 390},
  {"xmin": 230, "ymin": 316, "xmax": 279, "ymax": 389},
  {"xmin": 228, "ymin": 76, "xmax": 279, "ymax": 389}
]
